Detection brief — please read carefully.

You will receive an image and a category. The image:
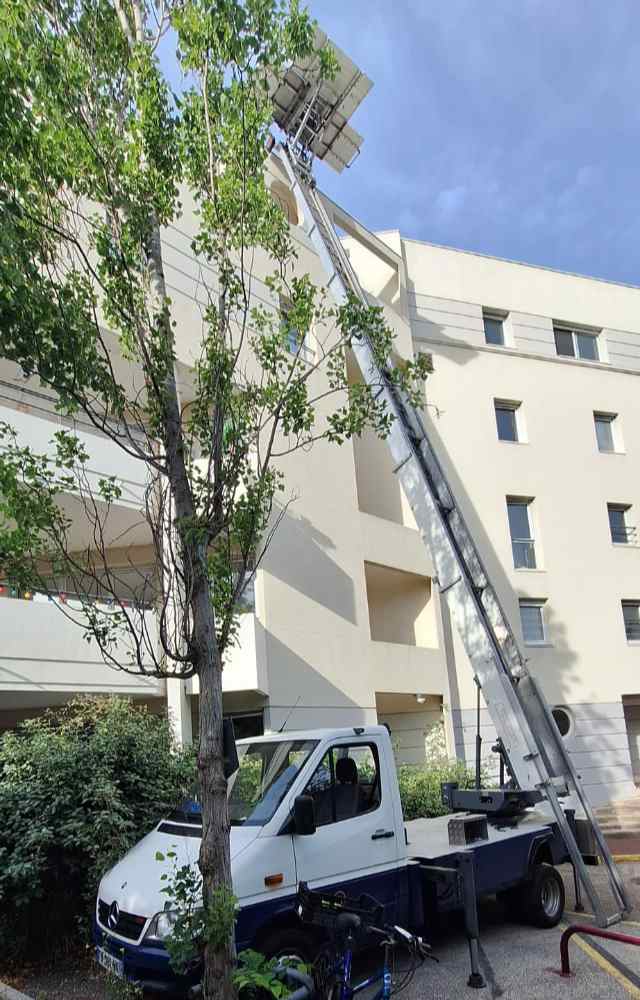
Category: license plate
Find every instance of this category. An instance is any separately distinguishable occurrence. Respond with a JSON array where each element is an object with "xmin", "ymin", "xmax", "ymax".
[{"xmin": 96, "ymin": 946, "xmax": 124, "ymax": 978}]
